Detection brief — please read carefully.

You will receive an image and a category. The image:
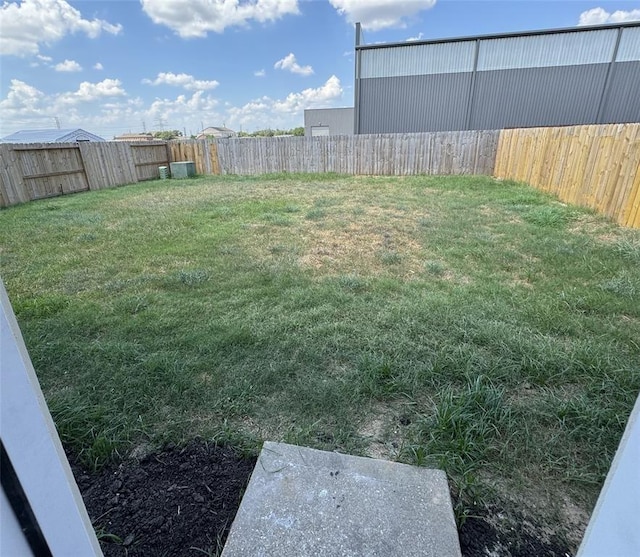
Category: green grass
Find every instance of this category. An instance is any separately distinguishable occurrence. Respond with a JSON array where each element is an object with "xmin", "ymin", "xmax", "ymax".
[{"xmin": 1, "ymin": 173, "xmax": 639, "ymax": 543}]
